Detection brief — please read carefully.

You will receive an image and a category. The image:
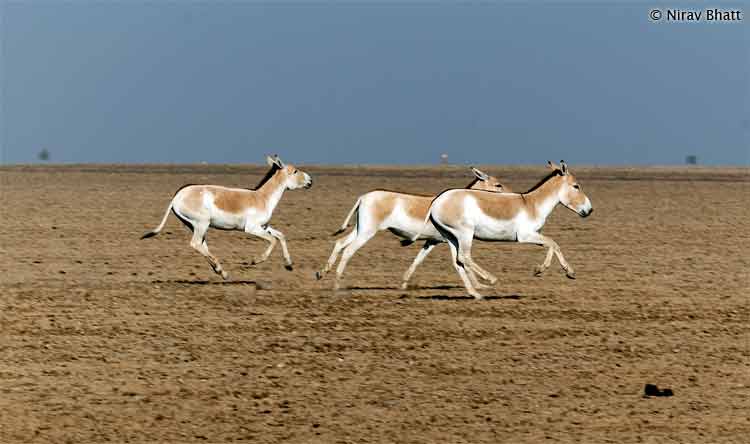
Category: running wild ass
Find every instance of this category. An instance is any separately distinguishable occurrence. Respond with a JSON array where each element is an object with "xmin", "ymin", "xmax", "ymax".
[
  {"xmin": 141, "ymin": 155, "xmax": 312, "ymax": 279},
  {"xmin": 418, "ymin": 161, "xmax": 592, "ymax": 299},
  {"xmin": 315, "ymin": 167, "xmax": 509, "ymax": 290}
]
